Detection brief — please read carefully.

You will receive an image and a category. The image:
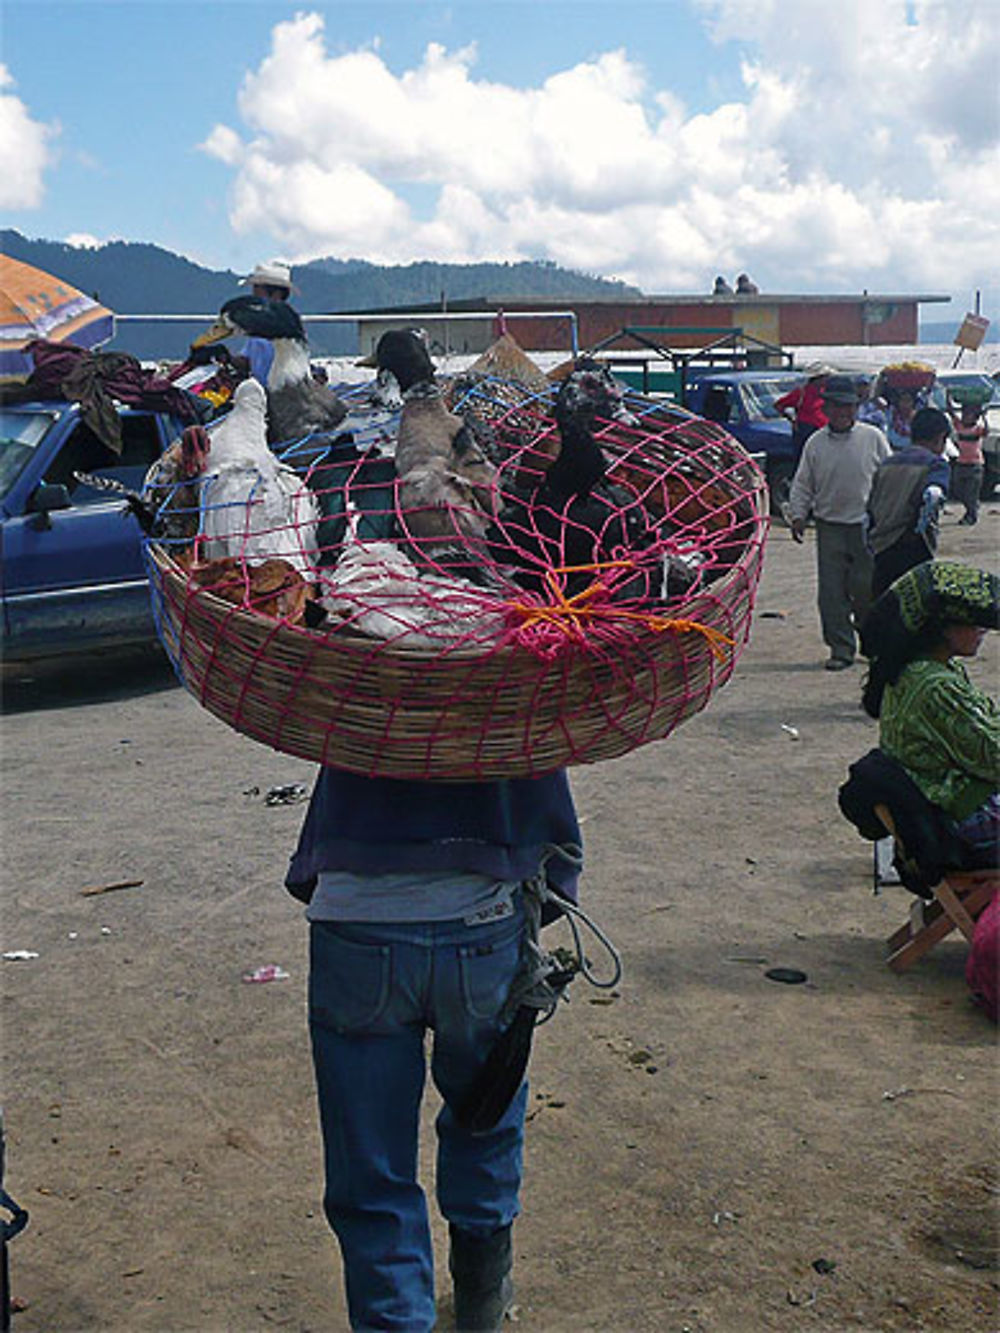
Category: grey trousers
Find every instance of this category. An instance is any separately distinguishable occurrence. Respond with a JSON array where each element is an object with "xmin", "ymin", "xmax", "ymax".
[
  {"xmin": 814, "ymin": 519, "xmax": 874, "ymax": 662},
  {"xmin": 951, "ymin": 463, "xmax": 982, "ymax": 521}
]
